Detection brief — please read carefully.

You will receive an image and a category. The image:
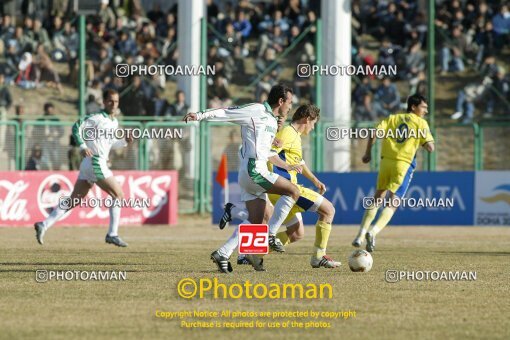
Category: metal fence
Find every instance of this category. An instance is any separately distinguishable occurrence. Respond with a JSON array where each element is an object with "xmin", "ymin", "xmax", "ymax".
[
  {"xmin": 1, "ymin": 119, "xmax": 509, "ymax": 214},
  {"xmin": 0, "ymin": 121, "xmax": 19, "ymax": 171},
  {"xmin": 144, "ymin": 121, "xmax": 199, "ymax": 213}
]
